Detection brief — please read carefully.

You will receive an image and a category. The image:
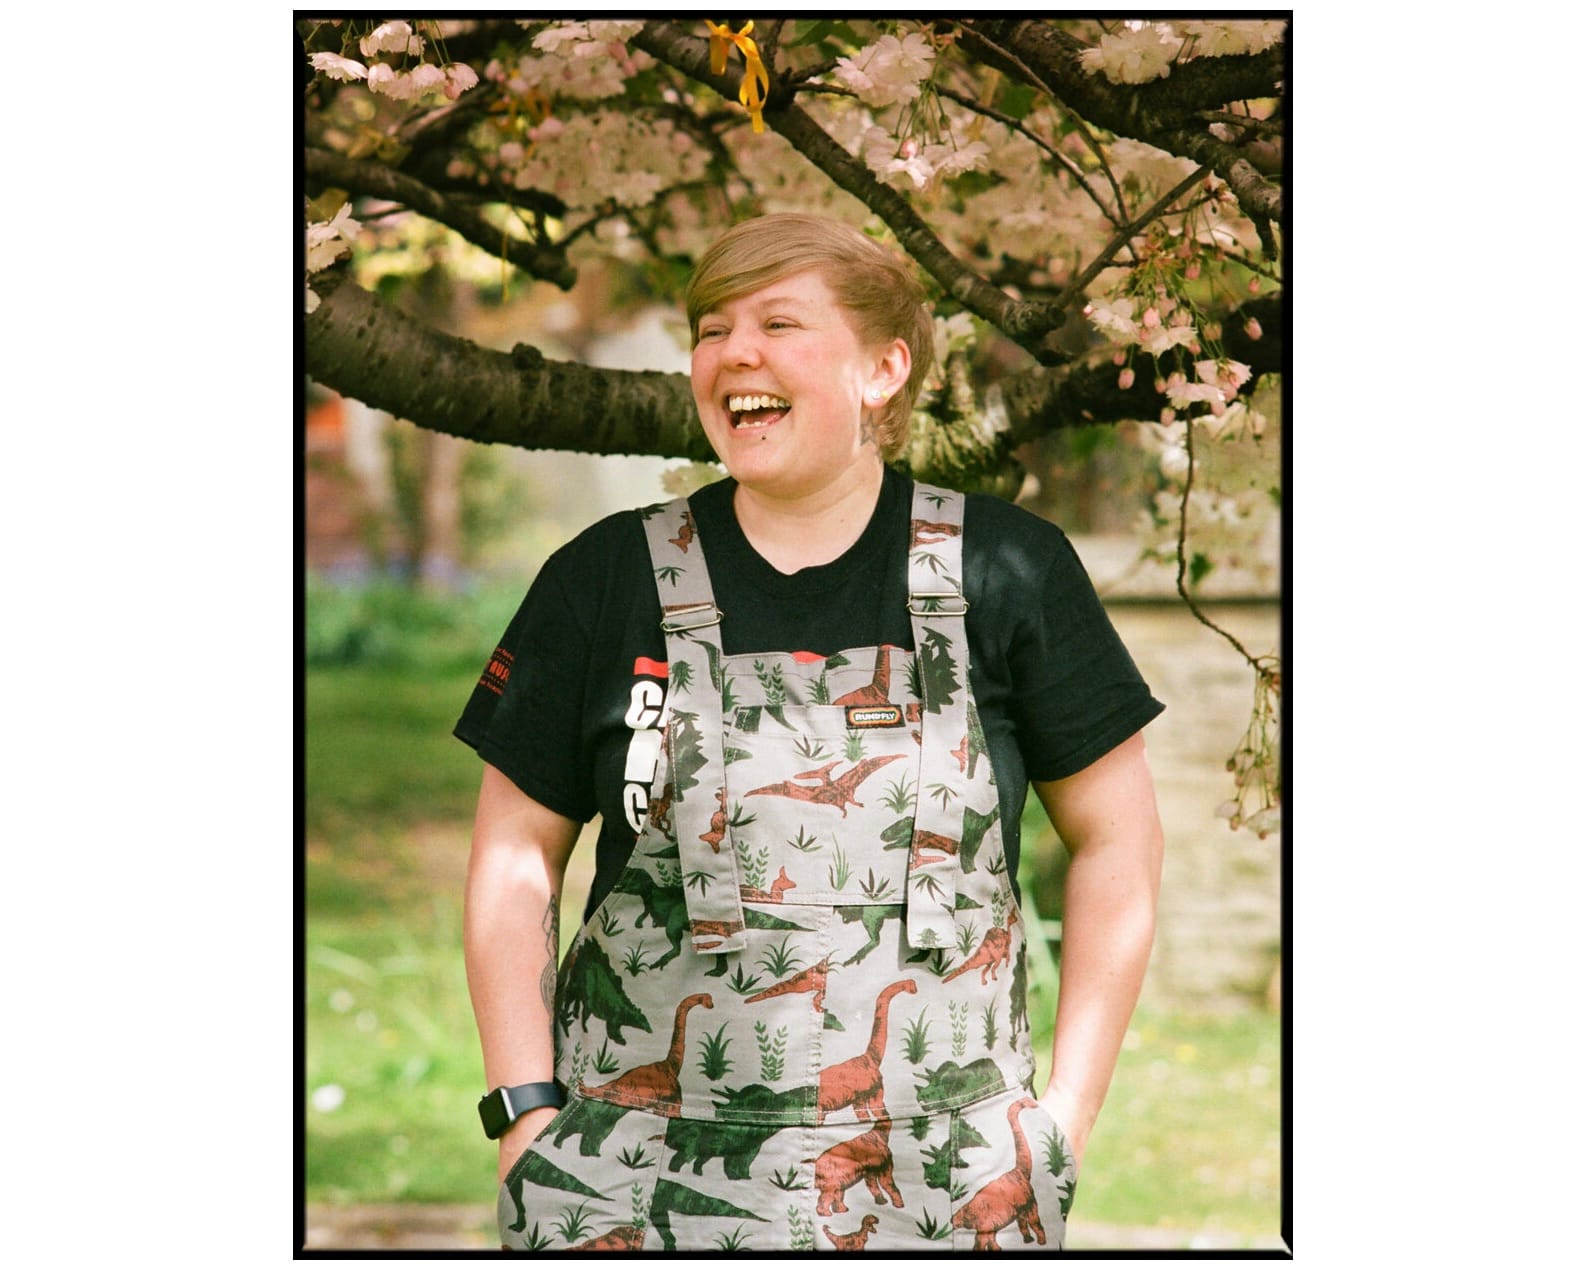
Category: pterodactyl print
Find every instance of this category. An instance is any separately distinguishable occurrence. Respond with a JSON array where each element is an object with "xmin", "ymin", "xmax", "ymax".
[{"xmin": 745, "ymin": 754, "xmax": 905, "ymax": 817}]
